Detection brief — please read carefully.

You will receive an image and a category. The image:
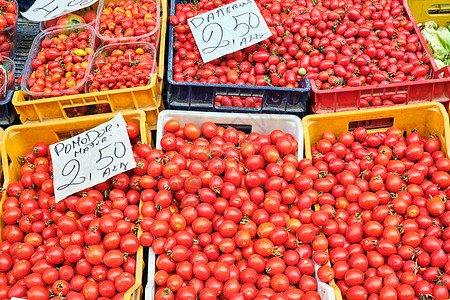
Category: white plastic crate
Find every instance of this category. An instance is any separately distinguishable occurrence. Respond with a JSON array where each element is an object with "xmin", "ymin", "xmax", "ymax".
[
  {"xmin": 146, "ymin": 110, "xmax": 321, "ymax": 299},
  {"xmin": 146, "ymin": 248, "xmax": 336, "ymax": 299},
  {"xmin": 155, "ymin": 110, "xmax": 304, "ymax": 159}
]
